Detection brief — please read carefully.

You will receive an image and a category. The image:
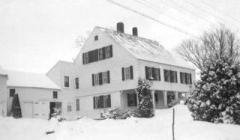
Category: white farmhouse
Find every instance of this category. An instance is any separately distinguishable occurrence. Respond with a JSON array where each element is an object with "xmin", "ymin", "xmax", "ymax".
[
  {"xmin": 0, "ymin": 66, "xmax": 8, "ymax": 116},
  {"xmin": 0, "ymin": 22, "xmax": 196, "ymax": 120},
  {"xmin": 52, "ymin": 22, "xmax": 195, "ymax": 118}
]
